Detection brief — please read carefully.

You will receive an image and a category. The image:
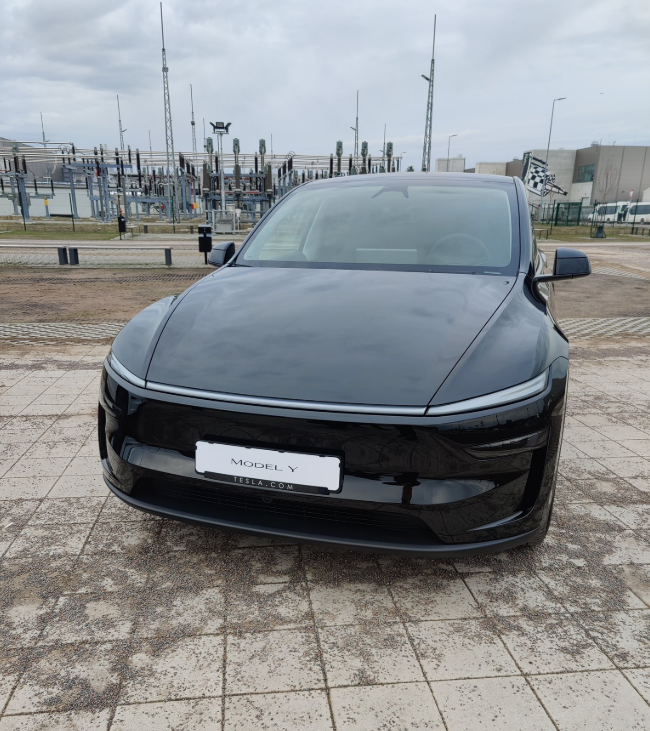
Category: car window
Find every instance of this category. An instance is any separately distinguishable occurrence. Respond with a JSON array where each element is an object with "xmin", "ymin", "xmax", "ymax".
[{"xmin": 240, "ymin": 180, "xmax": 517, "ymax": 274}]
